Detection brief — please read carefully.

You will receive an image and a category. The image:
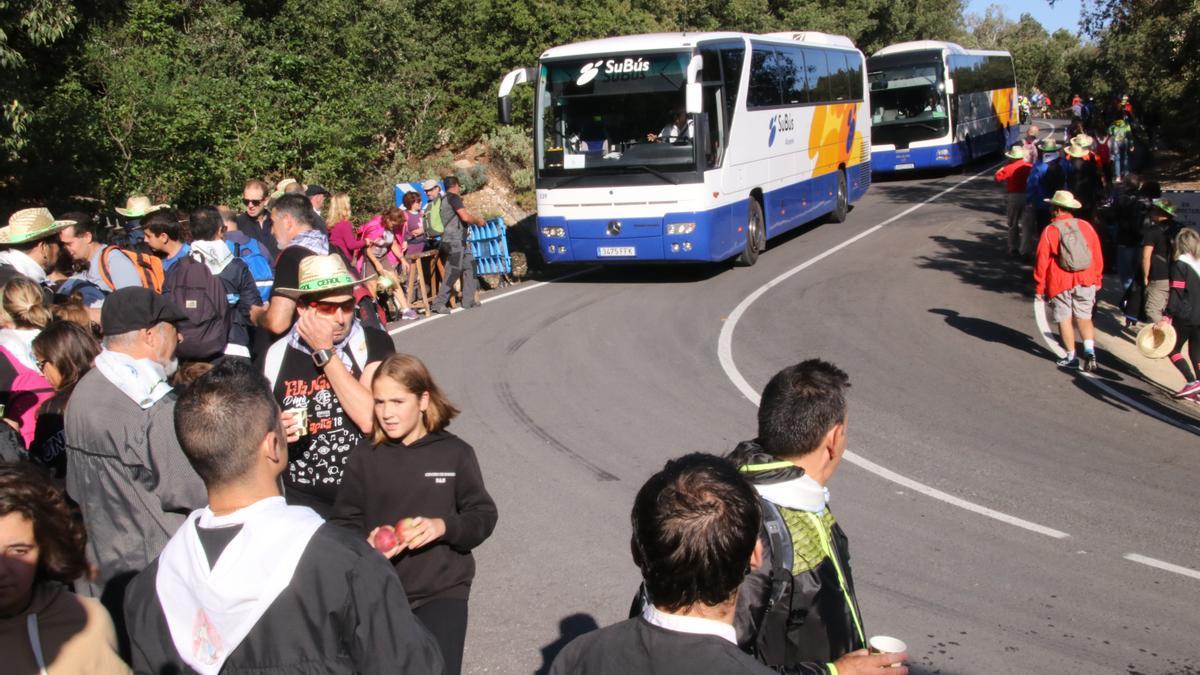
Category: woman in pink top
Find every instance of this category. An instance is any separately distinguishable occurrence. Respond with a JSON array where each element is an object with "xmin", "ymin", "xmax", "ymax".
[{"xmin": 327, "ymin": 192, "xmax": 365, "ymax": 263}]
